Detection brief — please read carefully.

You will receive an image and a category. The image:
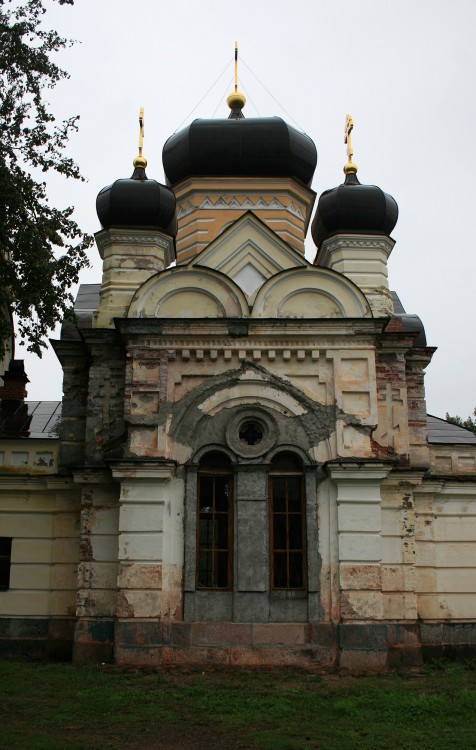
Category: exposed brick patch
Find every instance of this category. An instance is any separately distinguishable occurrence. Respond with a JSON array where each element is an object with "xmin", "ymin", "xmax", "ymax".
[
  {"xmin": 116, "ymin": 592, "xmax": 135, "ymax": 618},
  {"xmin": 0, "ymin": 359, "xmax": 28, "ymax": 401}
]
